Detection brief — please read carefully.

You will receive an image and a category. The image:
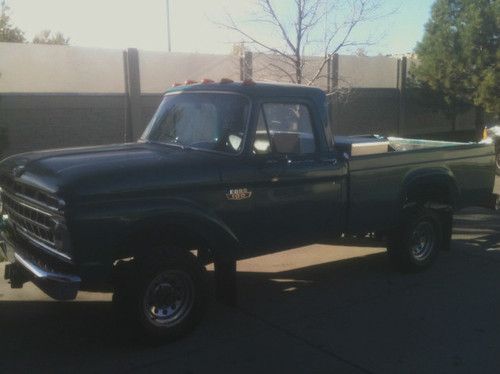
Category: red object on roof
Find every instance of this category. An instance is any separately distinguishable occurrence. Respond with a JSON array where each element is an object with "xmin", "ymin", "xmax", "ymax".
[
  {"xmin": 201, "ymin": 78, "xmax": 215, "ymax": 84},
  {"xmin": 172, "ymin": 82, "xmax": 182, "ymax": 87},
  {"xmin": 242, "ymin": 78, "xmax": 256, "ymax": 86},
  {"xmin": 184, "ymin": 79, "xmax": 198, "ymax": 85}
]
